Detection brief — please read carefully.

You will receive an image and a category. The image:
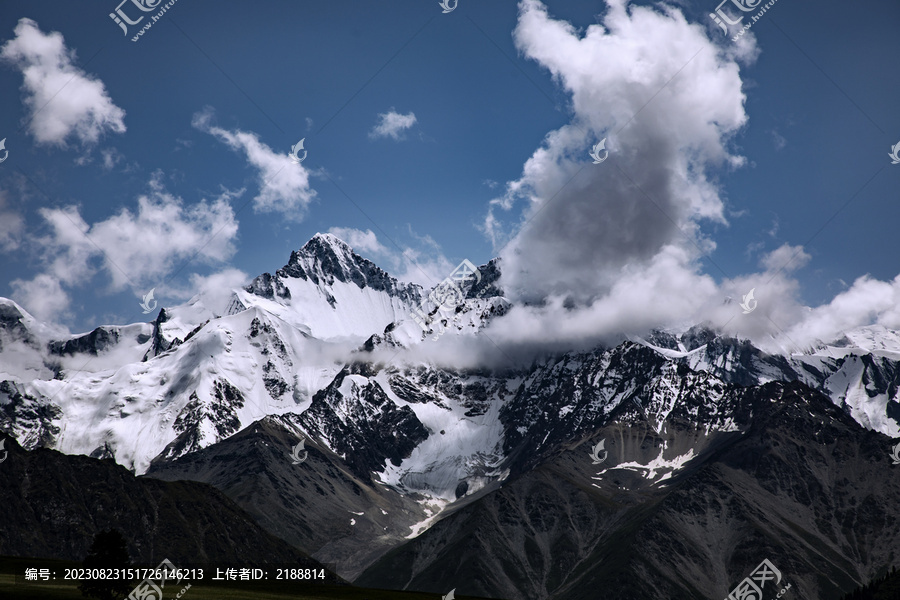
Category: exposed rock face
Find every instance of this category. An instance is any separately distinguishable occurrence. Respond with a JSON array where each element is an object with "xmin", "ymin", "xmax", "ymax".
[
  {"xmin": 298, "ymin": 367, "xmax": 430, "ymax": 482},
  {"xmin": 245, "ymin": 233, "xmax": 421, "ymax": 306},
  {"xmin": 48, "ymin": 326, "xmax": 122, "ymax": 356},
  {"xmin": 358, "ymin": 381, "xmax": 900, "ymax": 600}
]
